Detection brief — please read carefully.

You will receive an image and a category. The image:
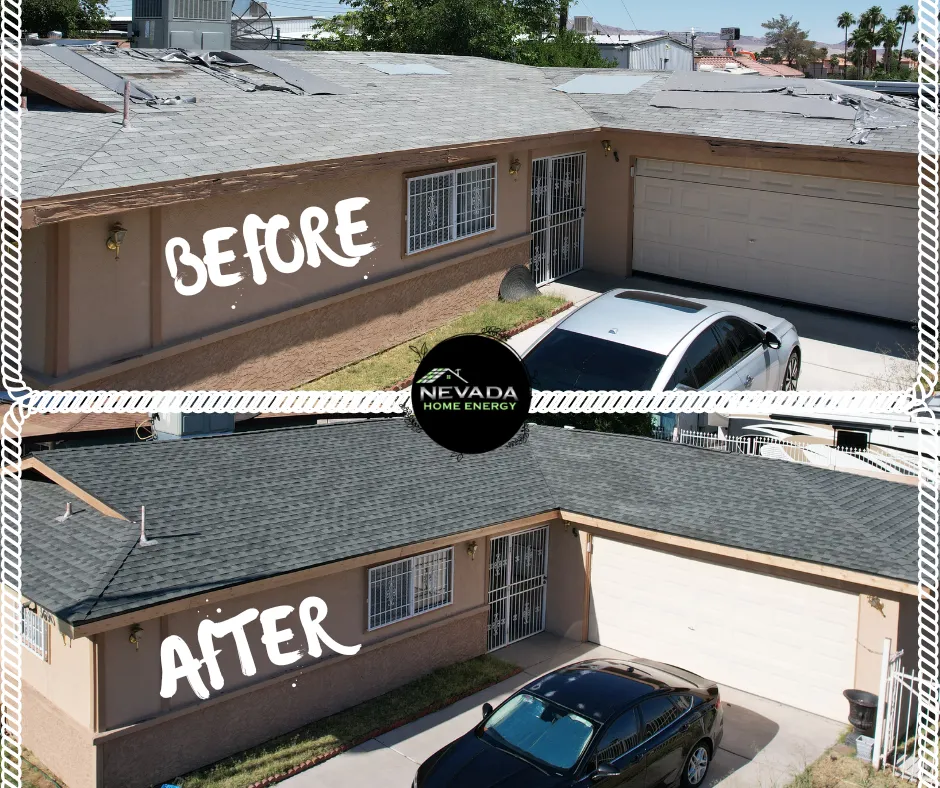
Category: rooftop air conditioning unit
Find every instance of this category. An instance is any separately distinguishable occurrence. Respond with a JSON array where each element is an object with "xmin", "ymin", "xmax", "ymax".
[
  {"xmin": 131, "ymin": 0, "xmax": 231, "ymax": 50},
  {"xmin": 150, "ymin": 412, "xmax": 236, "ymax": 440},
  {"xmin": 573, "ymin": 16, "xmax": 592, "ymax": 34}
]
